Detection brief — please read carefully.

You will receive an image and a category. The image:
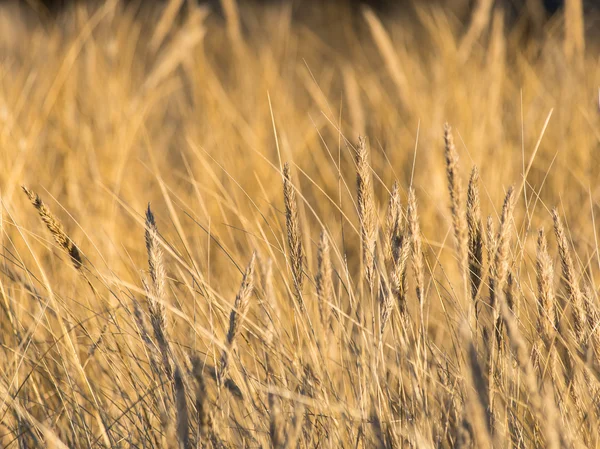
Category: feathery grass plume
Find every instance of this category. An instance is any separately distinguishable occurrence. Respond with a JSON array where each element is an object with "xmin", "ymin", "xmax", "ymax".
[
  {"xmin": 467, "ymin": 167, "xmax": 484, "ymax": 305},
  {"xmin": 490, "ymin": 187, "xmax": 515, "ymax": 309},
  {"xmin": 501, "ymin": 301, "xmax": 563, "ymax": 449},
  {"xmin": 21, "ymin": 186, "xmax": 83, "ymax": 270},
  {"xmin": 390, "ymin": 221, "xmax": 410, "ymax": 316},
  {"xmin": 356, "ymin": 136, "xmax": 378, "ymax": 290},
  {"xmin": 552, "ymin": 209, "xmax": 586, "ymax": 346},
  {"xmin": 407, "ymin": 188, "xmax": 424, "ymax": 307},
  {"xmin": 379, "ymin": 275, "xmax": 394, "ymax": 336},
  {"xmin": 384, "ymin": 181, "xmax": 402, "ymax": 265},
  {"xmin": 191, "ymin": 356, "xmax": 214, "ymax": 447},
  {"xmin": 536, "ymin": 229, "xmax": 558, "ymax": 347},
  {"xmin": 488, "ymin": 188, "xmax": 515, "ymax": 356},
  {"xmin": 316, "ymin": 230, "xmax": 334, "ymax": 329},
  {"xmin": 145, "ymin": 204, "xmax": 167, "ymax": 320},
  {"xmin": 174, "ymin": 366, "xmax": 190, "ymax": 449},
  {"xmin": 443, "ymin": 123, "xmax": 468, "ymax": 278},
  {"xmin": 283, "ymin": 163, "xmax": 305, "ymax": 306},
  {"xmin": 219, "ymin": 252, "xmax": 256, "ymax": 382},
  {"xmin": 144, "ymin": 205, "xmax": 172, "ymax": 378}
]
